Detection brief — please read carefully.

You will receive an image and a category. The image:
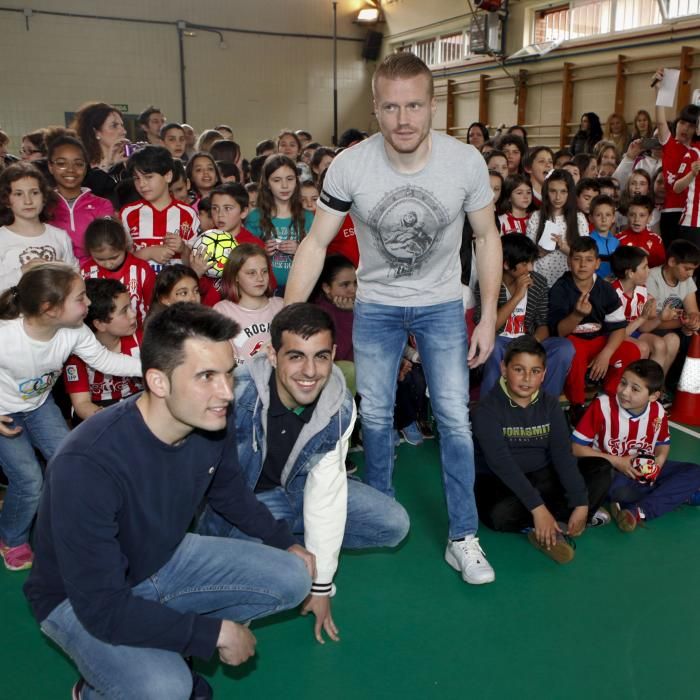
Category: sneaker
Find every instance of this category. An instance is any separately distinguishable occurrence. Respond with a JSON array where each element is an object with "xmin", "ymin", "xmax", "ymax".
[
  {"xmin": 687, "ymin": 490, "xmax": 700, "ymax": 506},
  {"xmin": 71, "ymin": 678, "xmax": 86, "ymax": 700},
  {"xmin": 417, "ymin": 419, "xmax": 435, "ymax": 439},
  {"xmin": 393, "ymin": 430, "xmax": 402, "ymax": 447},
  {"xmin": 345, "ymin": 457, "xmax": 358, "ymax": 475},
  {"xmin": 610, "ymin": 502, "xmax": 640, "ymax": 533},
  {"xmin": 589, "ymin": 507, "xmax": 611, "ymax": 527},
  {"xmin": 444, "ymin": 535, "xmax": 495, "ymax": 584},
  {"xmin": 0, "ymin": 540, "xmax": 33, "ymax": 571},
  {"xmin": 400, "ymin": 421, "xmax": 424, "ymax": 446},
  {"xmin": 526, "ymin": 530, "xmax": 575, "ymax": 564}
]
